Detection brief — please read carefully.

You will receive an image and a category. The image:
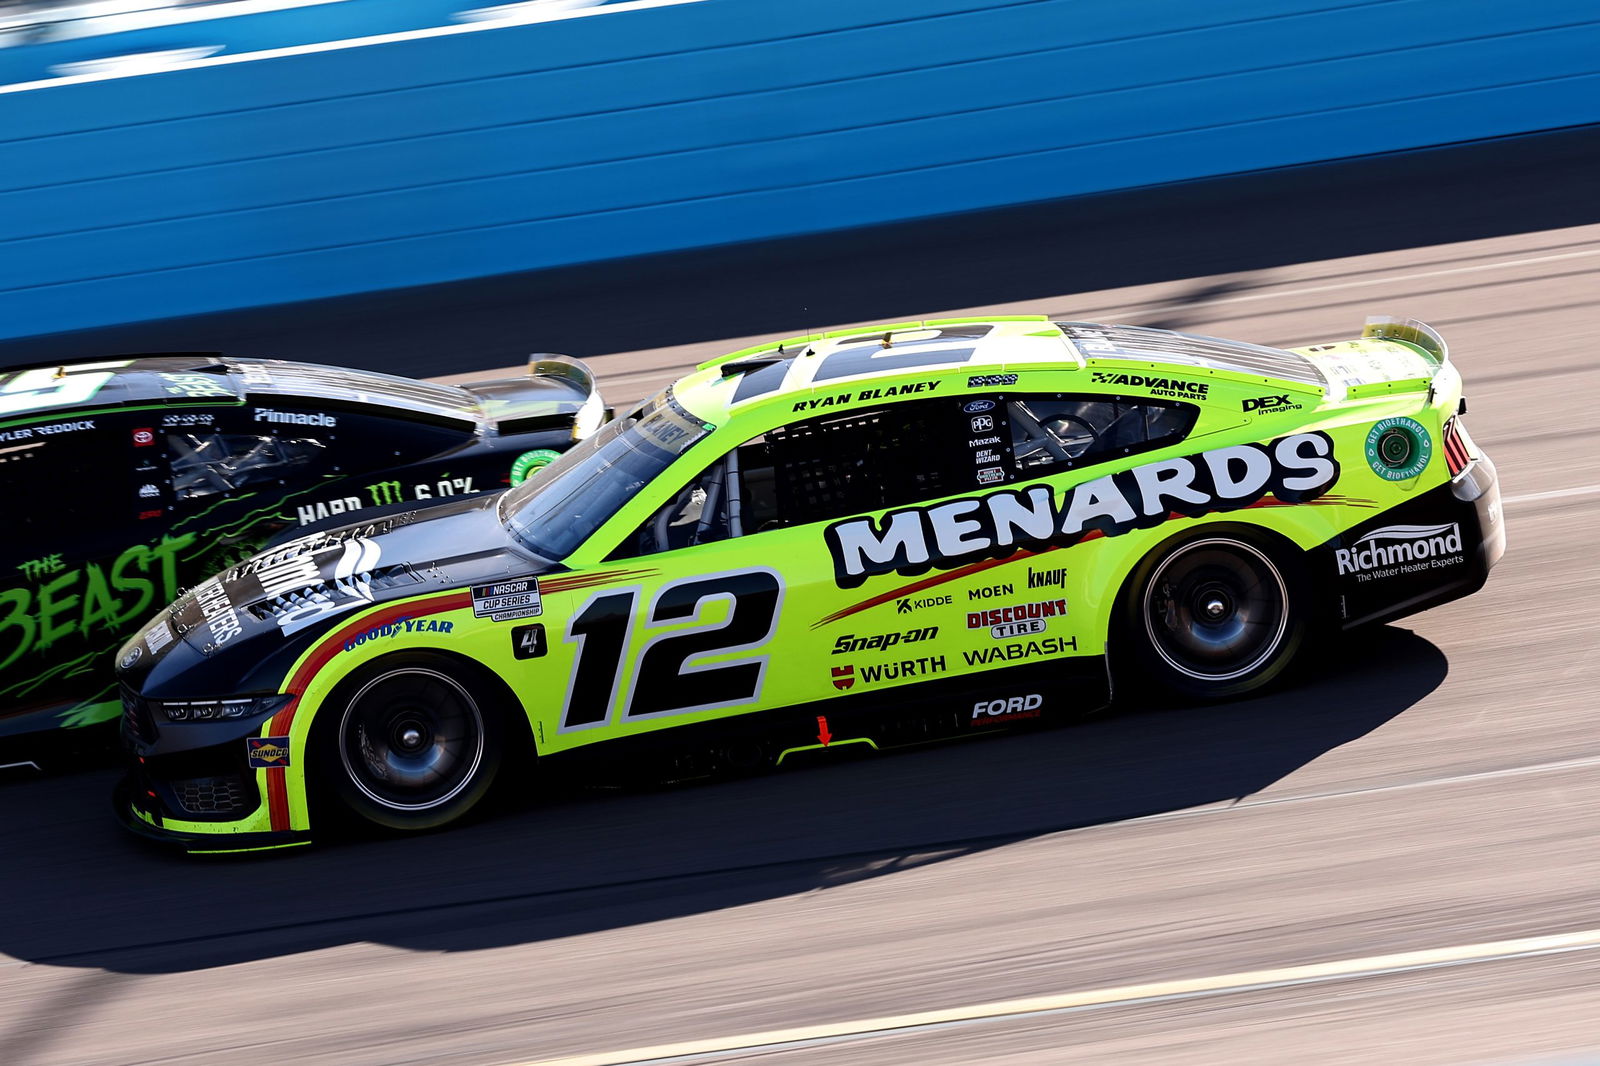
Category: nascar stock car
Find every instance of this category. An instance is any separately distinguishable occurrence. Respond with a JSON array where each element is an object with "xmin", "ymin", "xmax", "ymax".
[
  {"xmin": 1, "ymin": 353, "xmax": 604, "ymax": 756},
  {"xmin": 115, "ymin": 315, "xmax": 1502, "ymax": 852}
]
